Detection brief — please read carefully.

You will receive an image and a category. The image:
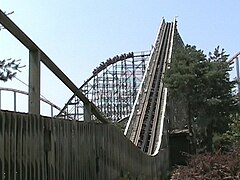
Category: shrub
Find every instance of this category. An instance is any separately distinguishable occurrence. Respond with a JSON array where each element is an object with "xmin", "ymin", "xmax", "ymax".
[{"xmin": 171, "ymin": 149, "xmax": 240, "ymax": 179}]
